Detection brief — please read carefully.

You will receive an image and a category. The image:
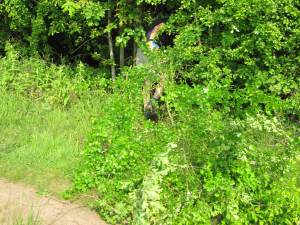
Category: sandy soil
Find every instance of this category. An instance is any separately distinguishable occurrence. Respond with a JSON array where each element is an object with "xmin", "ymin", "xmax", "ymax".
[{"xmin": 0, "ymin": 179, "xmax": 107, "ymax": 225}]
